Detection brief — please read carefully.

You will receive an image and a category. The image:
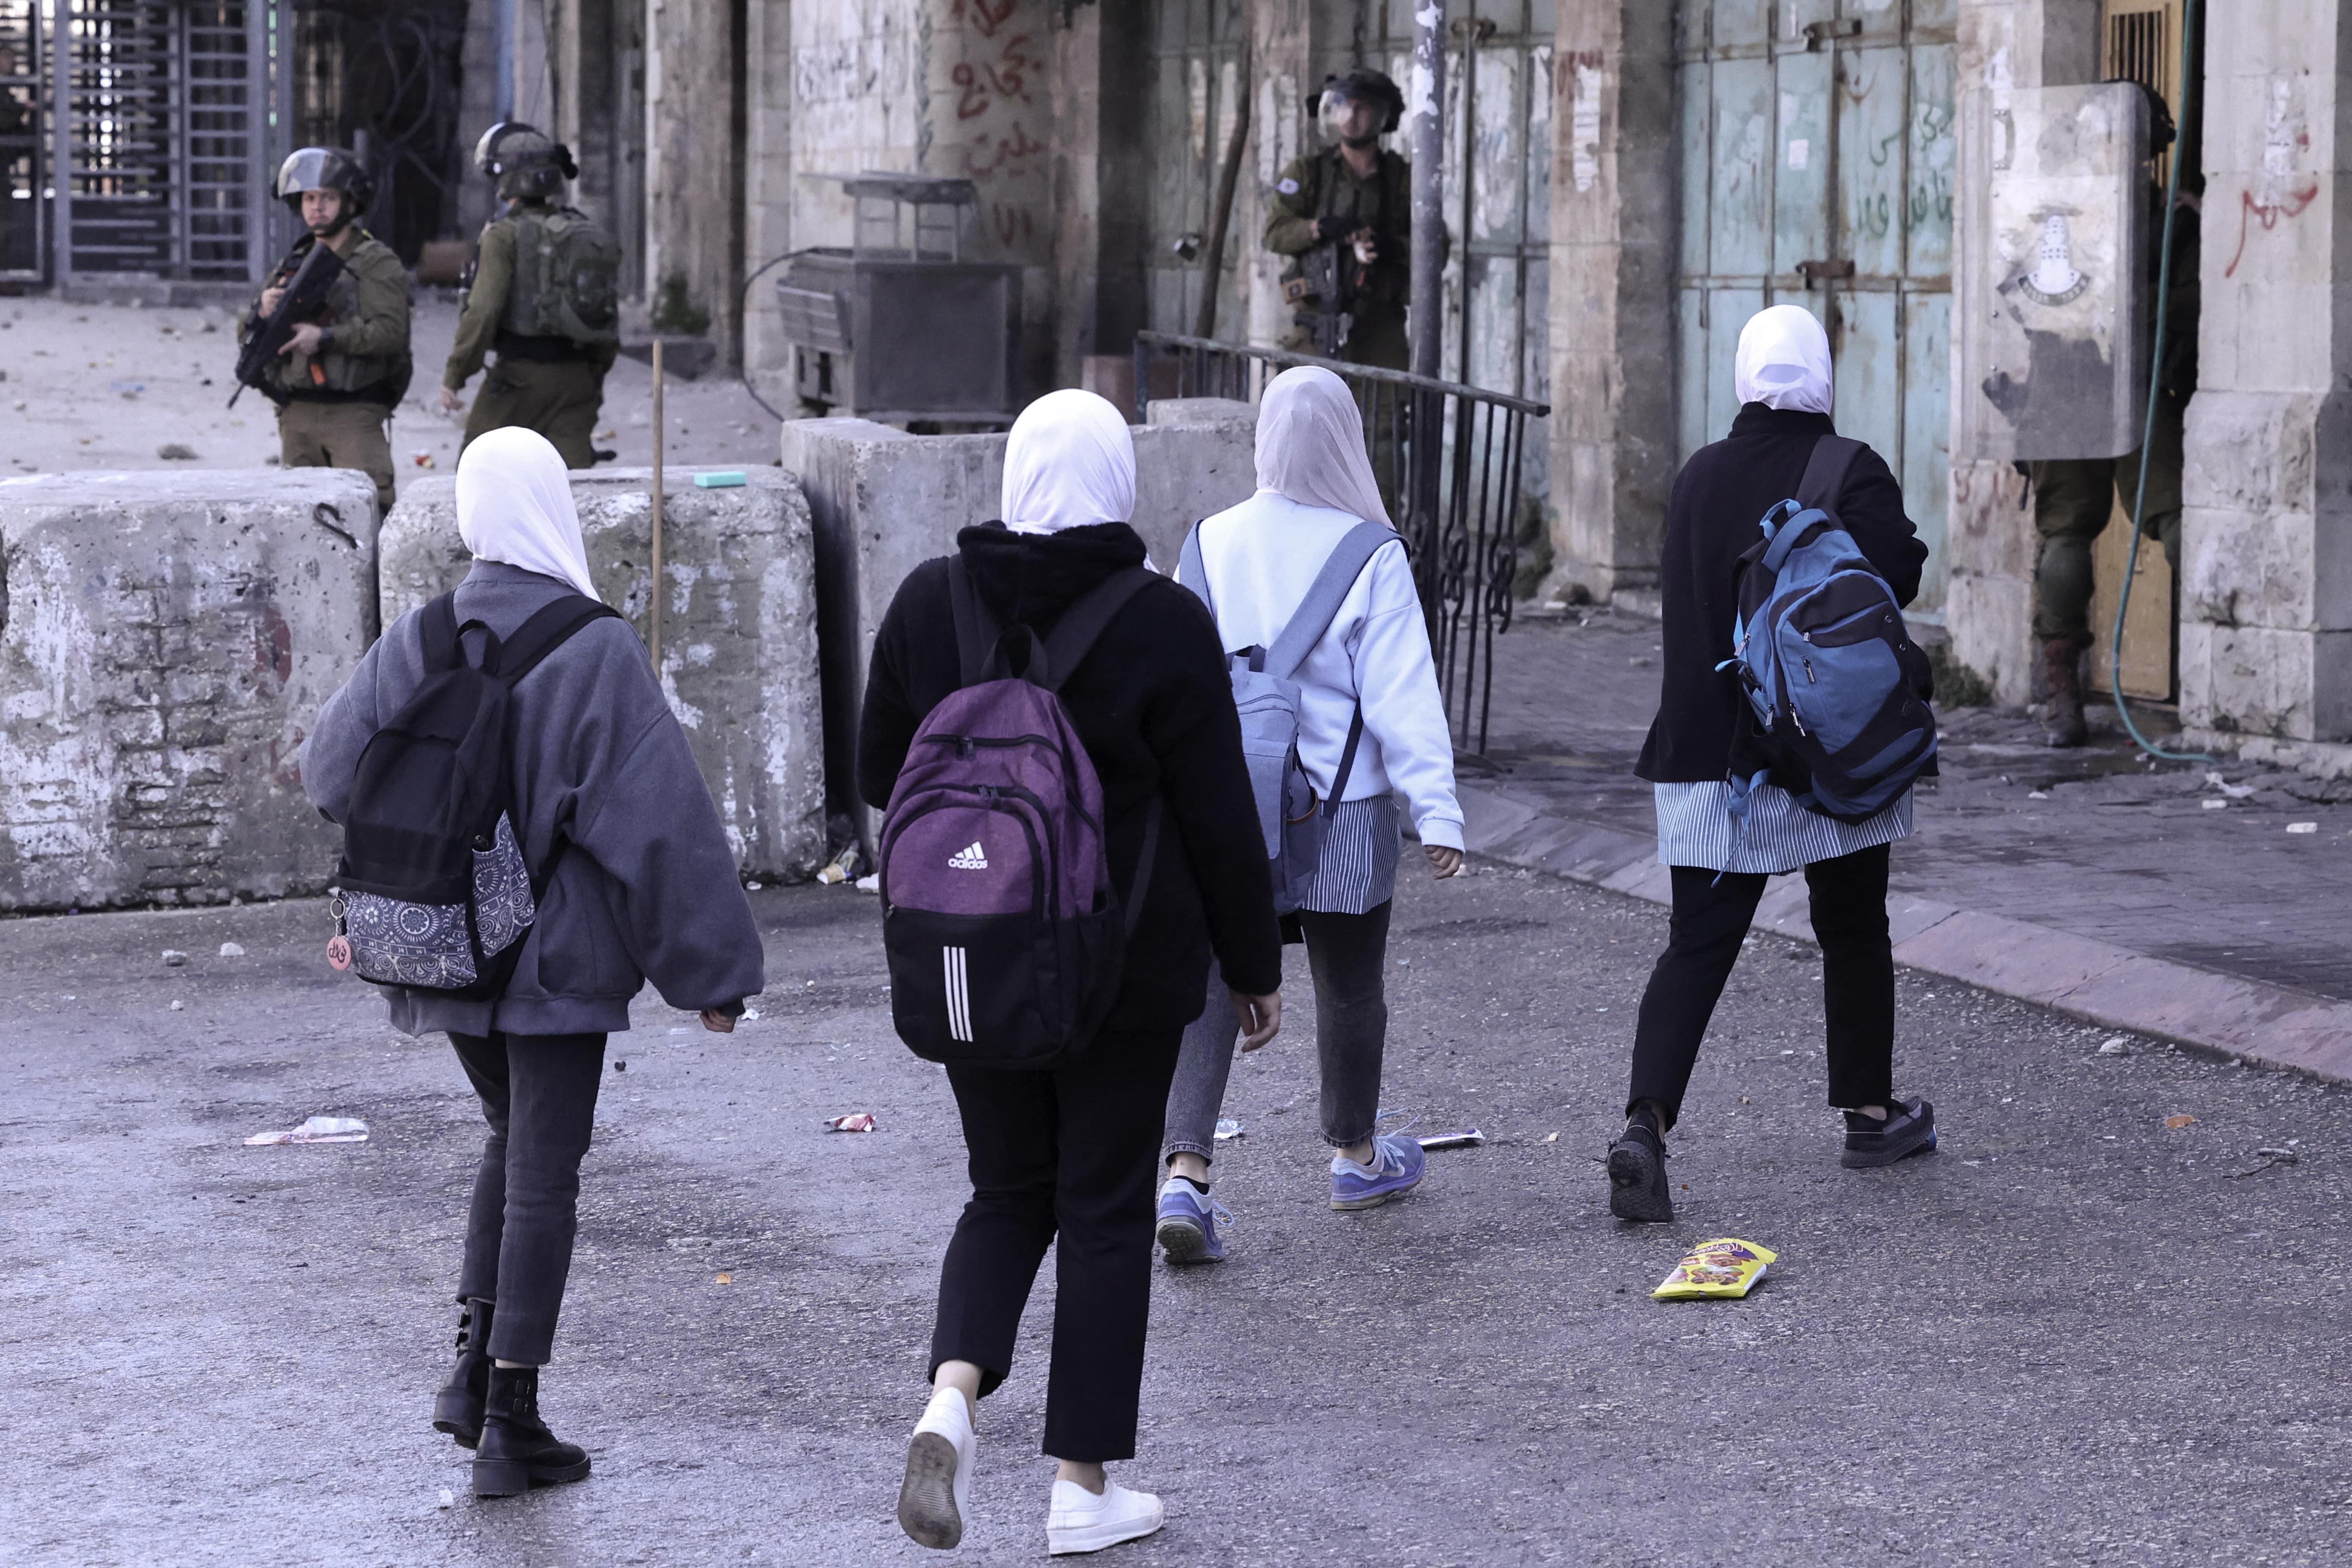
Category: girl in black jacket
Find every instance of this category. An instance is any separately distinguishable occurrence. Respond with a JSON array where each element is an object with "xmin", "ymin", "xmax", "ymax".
[
  {"xmin": 1608, "ymin": 306, "xmax": 1939, "ymax": 1224},
  {"xmin": 860, "ymin": 391, "xmax": 1285, "ymax": 1555}
]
